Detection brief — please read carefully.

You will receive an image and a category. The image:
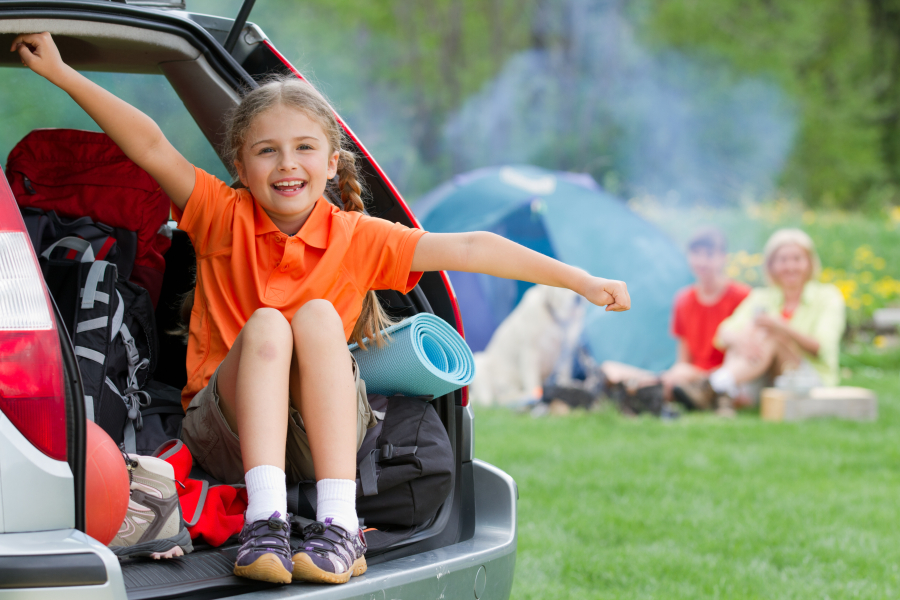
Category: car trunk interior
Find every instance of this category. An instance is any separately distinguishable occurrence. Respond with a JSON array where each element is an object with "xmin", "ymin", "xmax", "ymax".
[{"xmin": 0, "ymin": 11, "xmax": 470, "ymax": 599}]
